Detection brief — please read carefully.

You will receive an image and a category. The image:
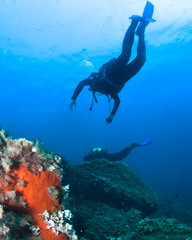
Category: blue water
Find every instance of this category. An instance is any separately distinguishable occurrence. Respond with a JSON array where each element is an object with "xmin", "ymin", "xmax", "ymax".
[{"xmin": 0, "ymin": 0, "xmax": 192, "ymax": 209}]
